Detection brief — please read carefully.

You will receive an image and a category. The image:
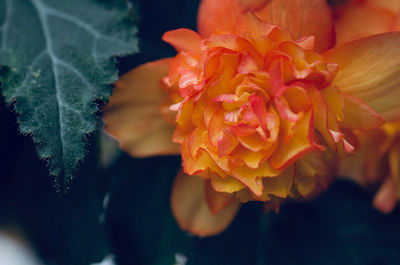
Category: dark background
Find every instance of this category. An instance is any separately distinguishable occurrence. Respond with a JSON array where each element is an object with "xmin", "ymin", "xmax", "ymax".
[{"xmin": 1, "ymin": 0, "xmax": 400, "ymax": 264}]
